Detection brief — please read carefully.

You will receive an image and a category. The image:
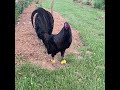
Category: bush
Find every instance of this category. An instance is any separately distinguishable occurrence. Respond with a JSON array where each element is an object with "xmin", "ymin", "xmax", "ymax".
[
  {"xmin": 15, "ymin": 0, "xmax": 33, "ymax": 23},
  {"xmin": 93, "ymin": 0, "xmax": 105, "ymax": 9},
  {"xmin": 73, "ymin": 0, "xmax": 105, "ymax": 10}
]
